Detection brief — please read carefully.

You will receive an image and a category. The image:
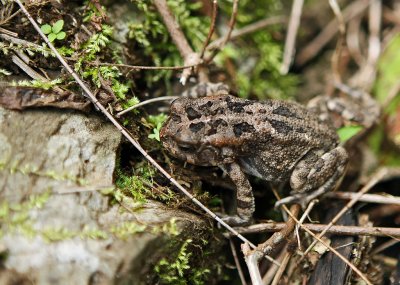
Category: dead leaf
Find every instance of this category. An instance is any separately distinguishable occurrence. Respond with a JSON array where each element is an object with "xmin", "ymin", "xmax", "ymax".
[{"xmin": 0, "ymin": 86, "xmax": 91, "ymax": 112}]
